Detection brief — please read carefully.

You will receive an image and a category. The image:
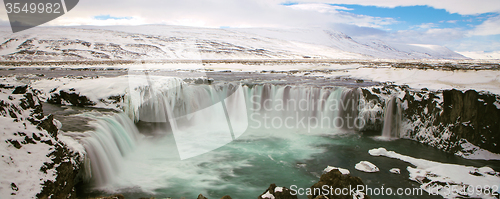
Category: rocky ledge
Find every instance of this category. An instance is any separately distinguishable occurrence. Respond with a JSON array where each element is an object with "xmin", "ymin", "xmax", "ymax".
[
  {"xmin": 0, "ymin": 84, "xmax": 84, "ymax": 198},
  {"xmin": 360, "ymin": 85, "xmax": 500, "ymax": 157}
]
